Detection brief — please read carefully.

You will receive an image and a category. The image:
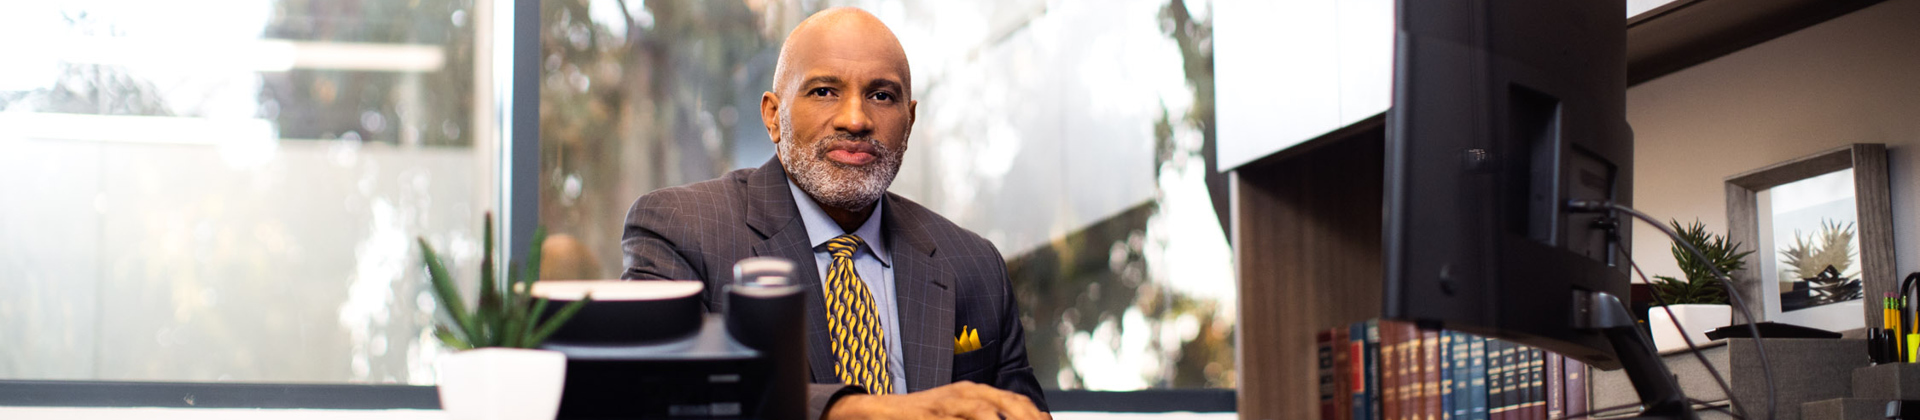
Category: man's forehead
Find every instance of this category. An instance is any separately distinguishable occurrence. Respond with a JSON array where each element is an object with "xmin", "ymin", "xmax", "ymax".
[
  {"xmin": 774, "ymin": 8, "xmax": 911, "ymax": 93},
  {"xmin": 793, "ymin": 56, "xmax": 909, "ymax": 86}
]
